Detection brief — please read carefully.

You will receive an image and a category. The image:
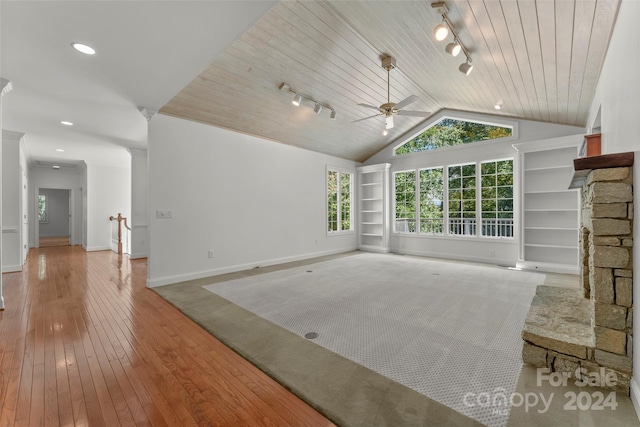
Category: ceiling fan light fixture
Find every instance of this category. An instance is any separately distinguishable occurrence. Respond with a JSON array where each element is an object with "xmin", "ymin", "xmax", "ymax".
[
  {"xmin": 434, "ymin": 22, "xmax": 449, "ymax": 41},
  {"xmin": 313, "ymin": 103, "xmax": 323, "ymax": 114},
  {"xmin": 445, "ymin": 41, "xmax": 461, "ymax": 57},
  {"xmin": 385, "ymin": 114, "xmax": 394, "ymax": 129},
  {"xmin": 292, "ymin": 94, "xmax": 302, "ymax": 106},
  {"xmin": 459, "ymin": 61, "xmax": 473, "ymax": 76}
]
